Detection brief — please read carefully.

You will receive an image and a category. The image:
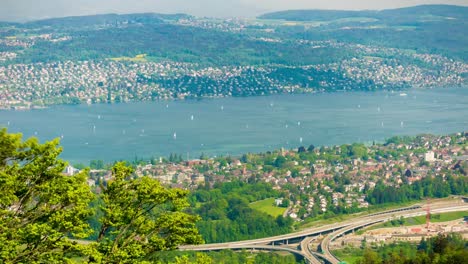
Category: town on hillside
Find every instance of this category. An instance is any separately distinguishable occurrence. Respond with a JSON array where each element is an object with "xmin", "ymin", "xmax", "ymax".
[{"xmin": 1, "ymin": 15, "xmax": 467, "ymax": 109}]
